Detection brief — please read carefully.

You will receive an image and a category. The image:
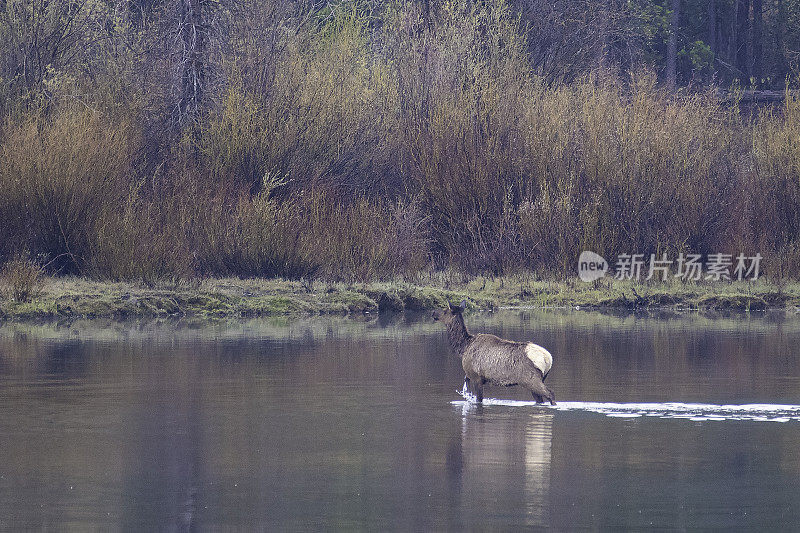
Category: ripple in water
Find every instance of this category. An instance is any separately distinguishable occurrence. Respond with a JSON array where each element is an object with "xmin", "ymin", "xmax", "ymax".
[{"xmin": 453, "ymin": 386, "xmax": 800, "ymax": 422}]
